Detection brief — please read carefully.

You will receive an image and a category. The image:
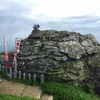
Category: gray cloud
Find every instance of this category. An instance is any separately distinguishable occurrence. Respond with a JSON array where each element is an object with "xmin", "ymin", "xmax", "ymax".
[{"xmin": 0, "ymin": 0, "xmax": 100, "ymax": 52}]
